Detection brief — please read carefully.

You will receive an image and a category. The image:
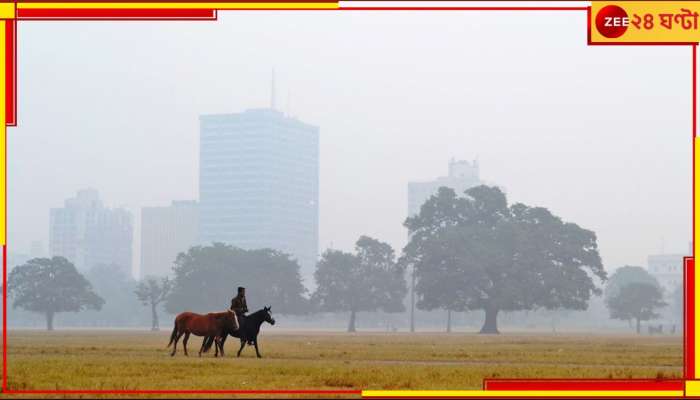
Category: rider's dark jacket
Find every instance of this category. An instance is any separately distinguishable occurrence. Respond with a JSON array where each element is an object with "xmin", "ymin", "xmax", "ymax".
[{"xmin": 230, "ymin": 294, "xmax": 248, "ymax": 315}]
